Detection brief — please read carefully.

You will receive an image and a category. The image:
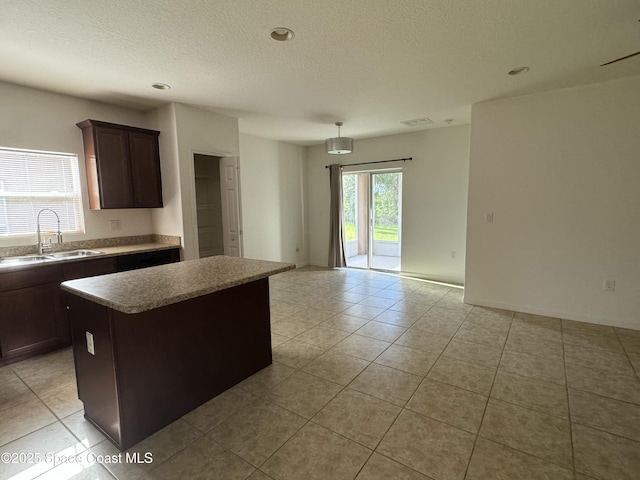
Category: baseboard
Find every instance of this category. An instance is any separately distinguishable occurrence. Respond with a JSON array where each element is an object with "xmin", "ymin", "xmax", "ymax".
[
  {"xmin": 462, "ymin": 295, "xmax": 638, "ymax": 330},
  {"xmin": 398, "ymin": 270, "xmax": 464, "ymax": 287}
]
